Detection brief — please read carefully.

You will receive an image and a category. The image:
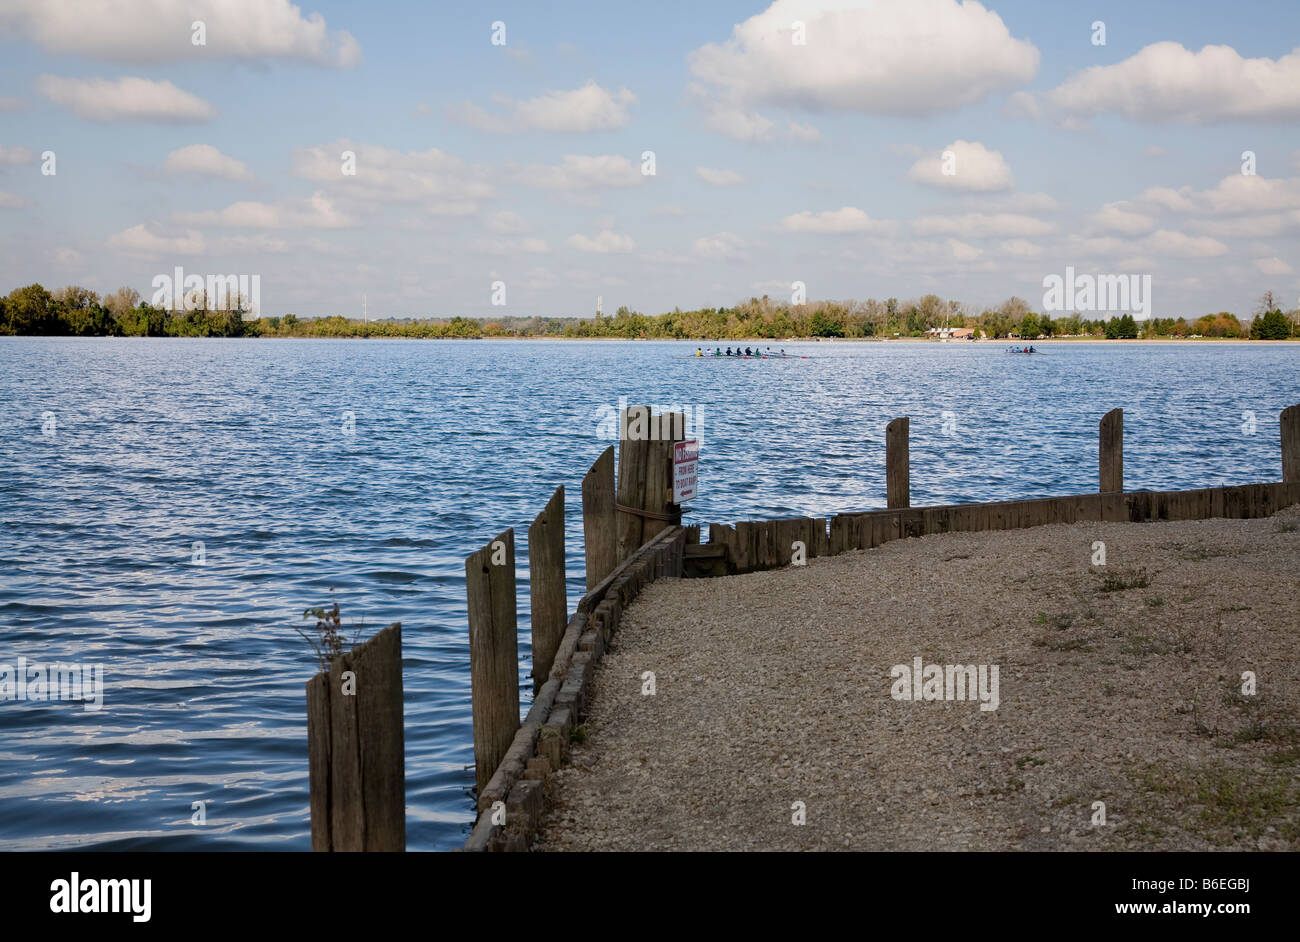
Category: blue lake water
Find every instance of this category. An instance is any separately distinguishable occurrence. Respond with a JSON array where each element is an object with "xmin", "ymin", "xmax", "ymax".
[{"xmin": 0, "ymin": 337, "xmax": 1296, "ymax": 850}]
